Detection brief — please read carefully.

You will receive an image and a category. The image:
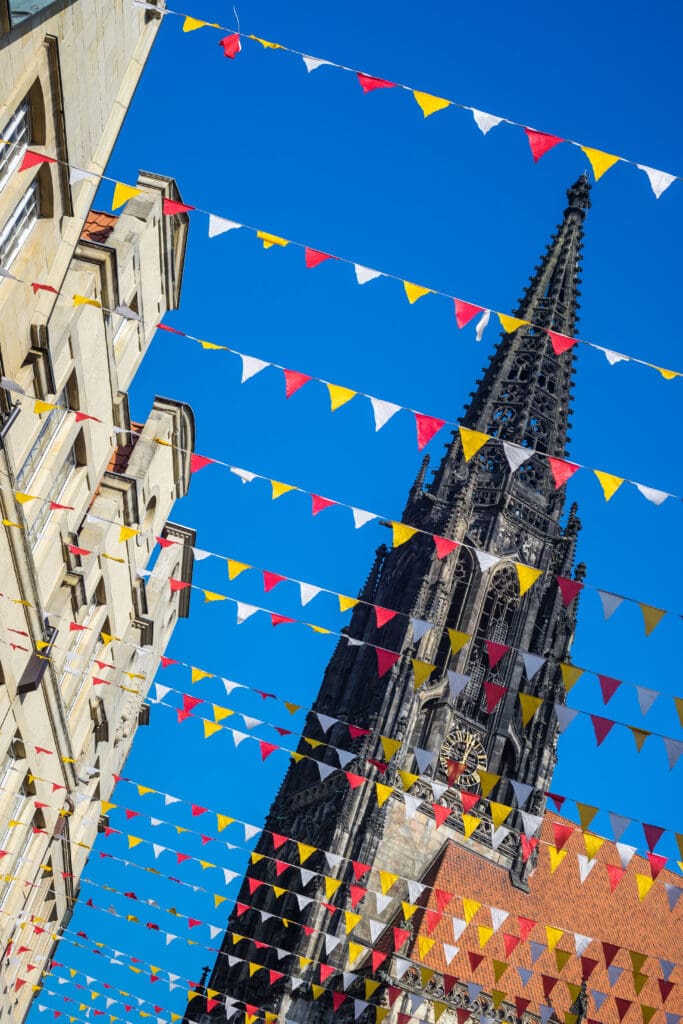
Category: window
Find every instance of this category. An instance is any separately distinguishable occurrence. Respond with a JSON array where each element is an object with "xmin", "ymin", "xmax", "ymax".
[
  {"xmin": 15, "ymin": 387, "xmax": 67, "ymax": 489},
  {"xmin": 0, "ymin": 180, "xmax": 39, "ymax": 270},
  {"xmin": 7, "ymin": 0, "xmax": 59, "ymax": 26},
  {"xmin": 0, "ymin": 101, "xmax": 30, "ymax": 192},
  {"xmin": 27, "ymin": 442, "xmax": 76, "ymax": 544}
]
